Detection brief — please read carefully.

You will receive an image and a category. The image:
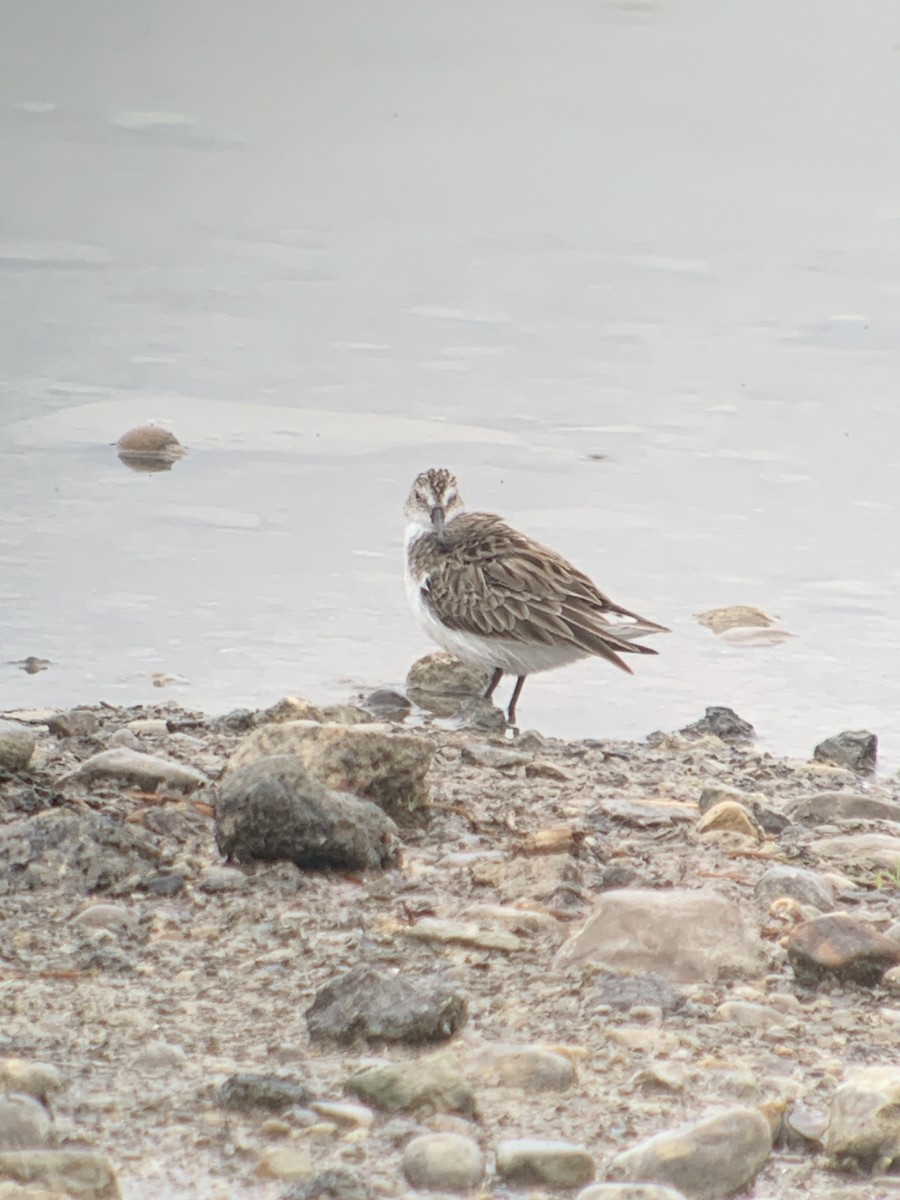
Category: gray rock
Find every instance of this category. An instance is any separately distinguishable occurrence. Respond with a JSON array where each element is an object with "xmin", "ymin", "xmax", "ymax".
[
  {"xmin": 466, "ymin": 1044, "xmax": 576, "ymax": 1091},
  {"xmin": 578, "ymin": 1186, "xmax": 688, "ymax": 1200},
  {"xmin": 402, "ymin": 1132, "xmax": 484, "ymax": 1190},
  {"xmin": 589, "ymin": 970, "xmax": 686, "ymax": 1013},
  {"xmin": 306, "ymin": 965, "xmax": 468, "ymax": 1045},
  {"xmin": 826, "ymin": 1065, "xmax": 900, "ymax": 1171},
  {"xmin": 810, "ymin": 832, "xmax": 900, "ymax": 870},
  {"xmin": 198, "ymin": 864, "xmax": 249, "ymax": 893},
  {"xmin": 754, "ymin": 866, "xmax": 835, "ymax": 913},
  {"xmin": 607, "ymin": 1106, "xmax": 772, "ymax": 1200},
  {"xmin": 282, "ymin": 1167, "xmax": 372, "ymax": 1200},
  {"xmin": 787, "ymin": 913, "xmax": 900, "ymax": 986},
  {"xmin": 346, "ymin": 1050, "xmax": 476, "ymax": 1117},
  {"xmin": 679, "ymin": 707, "xmax": 754, "ymax": 743},
  {"xmin": 0, "ymin": 722, "xmax": 36, "ymax": 772},
  {"xmin": 215, "ymin": 755, "xmax": 399, "ymax": 871},
  {"xmin": 225, "ymin": 721, "xmax": 431, "ymax": 823},
  {"xmin": 784, "ymin": 791, "xmax": 900, "ymax": 825},
  {"xmin": 813, "ymin": 730, "xmax": 877, "ymax": 774},
  {"xmin": 47, "ymin": 709, "xmax": 99, "ymax": 738},
  {"xmin": 406, "ymin": 652, "xmax": 491, "ymax": 717},
  {"xmin": 555, "ymin": 888, "xmax": 764, "ymax": 983},
  {"xmin": 0, "ymin": 811, "xmax": 159, "ymax": 894},
  {"xmin": 217, "ymin": 1073, "xmax": 312, "ymax": 1112},
  {"xmin": 107, "ymin": 728, "xmax": 143, "ymax": 750},
  {"xmin": 62, "ymin": 748, "xmax": 207, "ymax": 793},
  {"xmin": 0, "ymin": 1149, "xmax": 120, "ymax": 1198},
  {"xmin": 116, "ymin": 423, "xmax": 184, "ymax": 463},
  {"xmin": 495, "ymin": 1138, "xmax": 595, "ymax": 1189},
  {"xmin": 715, "ymin": 1000, "xmax": 789, "ymax": 1030},
  {"xmin": 460, "ymin": 743, "xmax": 529, "ymax": 769},
  {"xmin": 600, "ymin": 798, "xmax": 691, "ymax": 828},
  {"xmin": 363, "ymin": 689, "xmax": 412, "ymax": 717},
  {"xmin": 73, "ymin": 903, "xmax": 135, "ymax": 932},
  {"xmin": 0, "ymin": 1095, "xmax": 51, "ymax": 1151},
  {"xmin": 131, "ymin": 1041, "xmax": 186, "ymax": 1070}
]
